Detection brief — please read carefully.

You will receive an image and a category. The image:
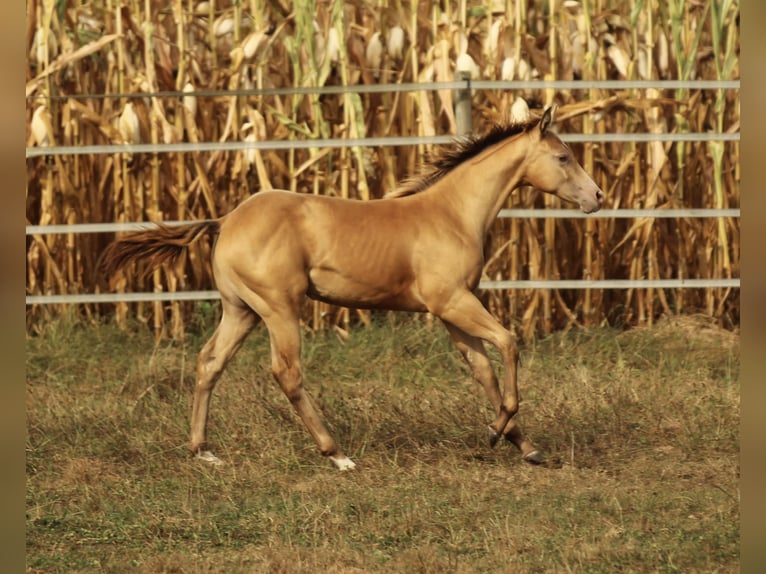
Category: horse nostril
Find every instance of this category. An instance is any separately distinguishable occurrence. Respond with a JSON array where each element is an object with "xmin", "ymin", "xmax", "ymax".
[{"xmin": 596, "ymin": 190, "xmax": 604, "ymax": 202}]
